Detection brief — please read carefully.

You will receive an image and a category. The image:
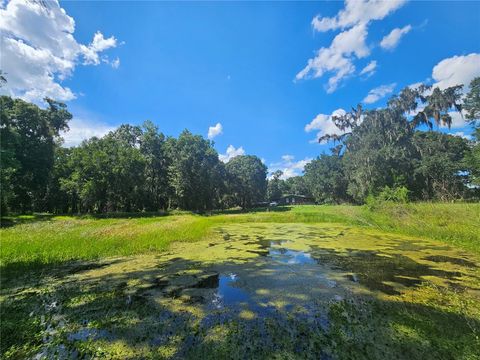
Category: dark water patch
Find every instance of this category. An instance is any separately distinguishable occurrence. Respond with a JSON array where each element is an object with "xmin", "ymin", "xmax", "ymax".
[
  {"xmin": 246, "ymin": 249, "xmax": 270, "ymax": 256},
  {"xmin": 423, "ymin": 255, "xmax": 478, "ymax": 268},
  {"xmin": 193, "ymin": 273, "xmax": 219, "ymax": 289},
  {"xmin": 67, "ymin": 328, "xmax": 111, "ymax": 342},
  {"xmin": 310, "ymin": 247, "xmax": 464, "ymax": 295}
]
